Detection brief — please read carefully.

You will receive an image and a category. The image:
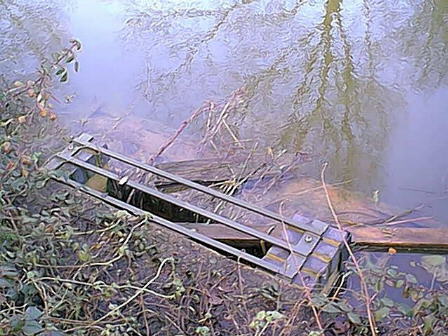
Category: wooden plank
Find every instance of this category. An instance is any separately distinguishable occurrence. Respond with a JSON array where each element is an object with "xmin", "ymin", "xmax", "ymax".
[
  {"xmin": 178, "ymin": 223, "xmax": 448, "ymax": 251},
  {"xmin": 346, "ymin": 226, "xmax": 448, "ymax": 250},
  {"xmin": 180, "ymin": 223, "xmax": 275, "ymax": 246}
]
